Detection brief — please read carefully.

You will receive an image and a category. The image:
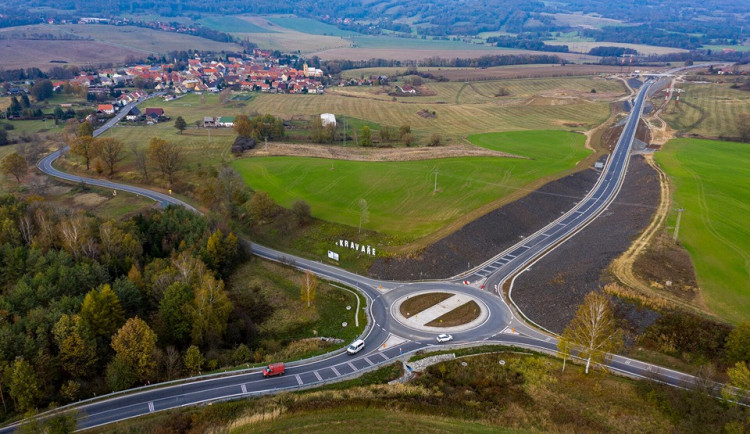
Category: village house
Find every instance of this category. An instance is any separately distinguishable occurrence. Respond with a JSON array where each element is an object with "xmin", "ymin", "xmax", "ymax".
[{"xmin": 97, "ymin": 104, "xmax": 115, "ymax": 115}]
